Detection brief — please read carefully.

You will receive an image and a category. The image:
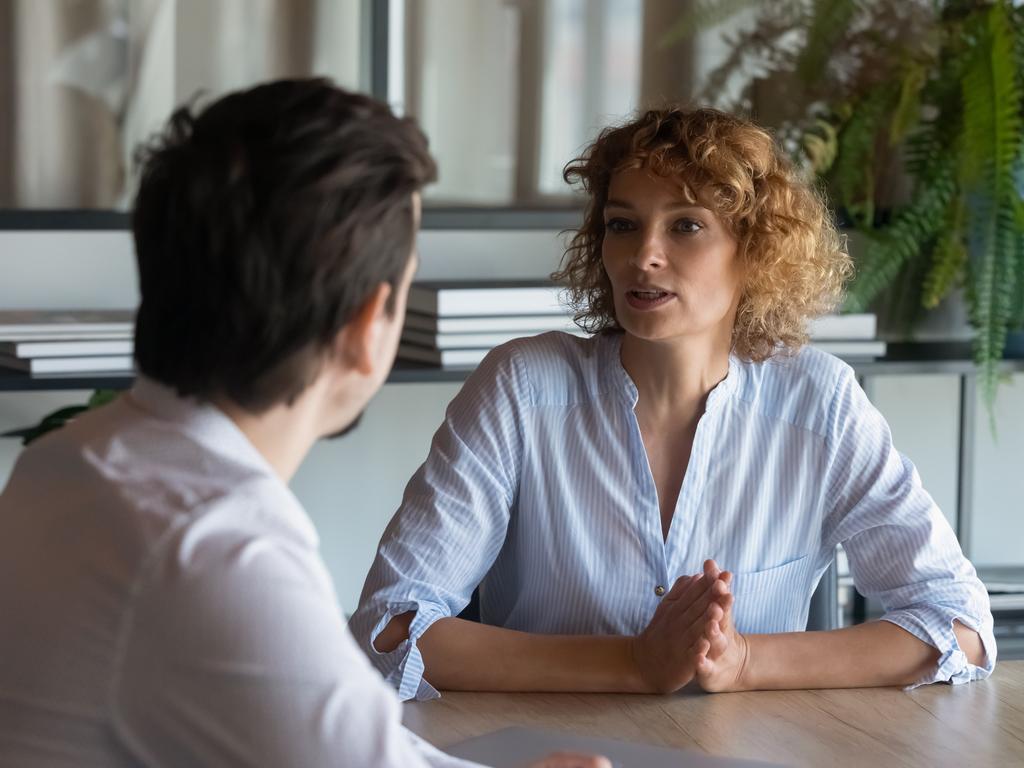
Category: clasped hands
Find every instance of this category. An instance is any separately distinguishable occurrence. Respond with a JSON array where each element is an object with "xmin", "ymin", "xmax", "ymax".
[{"xmin": 629, "ymin": 559, "xmax": 749, "ymax": 694}]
